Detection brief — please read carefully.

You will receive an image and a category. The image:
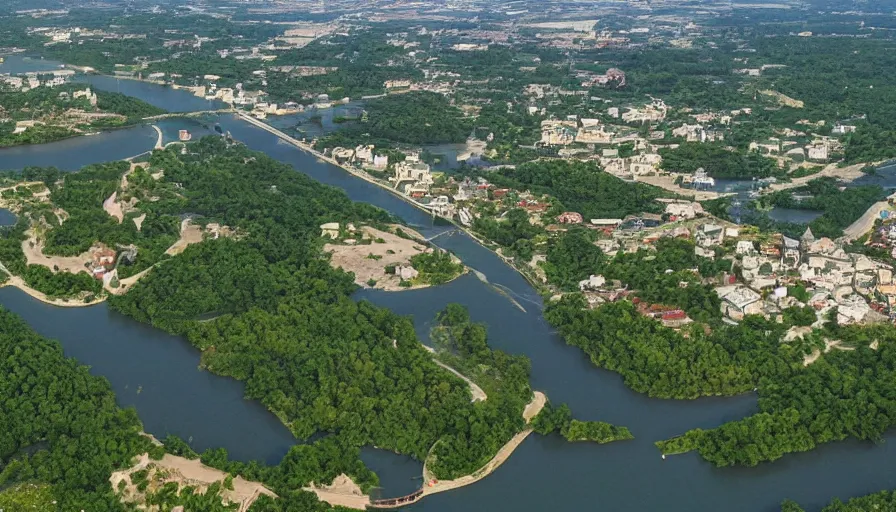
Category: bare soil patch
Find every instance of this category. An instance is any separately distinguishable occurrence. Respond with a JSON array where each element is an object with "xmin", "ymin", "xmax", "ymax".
[
  {"xmin": 325, "ymin": 226, "xmax": 430, "ymax": 291},
  {"xmin": 165, "ymin": 219, "xmax": 204, "ymax": 256},
  {"xmin": 111, "ymin": 453, "xmax": 275, "ymax": 512},
  {"xmin": 304, "ymin": 474, "xmax": 371, "ymax": 510}
]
